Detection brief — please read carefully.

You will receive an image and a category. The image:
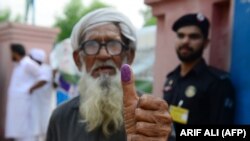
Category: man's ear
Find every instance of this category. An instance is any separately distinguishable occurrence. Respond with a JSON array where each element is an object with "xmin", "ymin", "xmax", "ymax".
[
  {"xmin": 73, "ymin": 51, "xmax": 81, "ymax": 70},
  {"xmin": 204, "ymin": 38, "xmax": 210, "ymax": 49},
  {"xmin": 126, "ymin": 49, "xmax": 135, "ymax": 65}
]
